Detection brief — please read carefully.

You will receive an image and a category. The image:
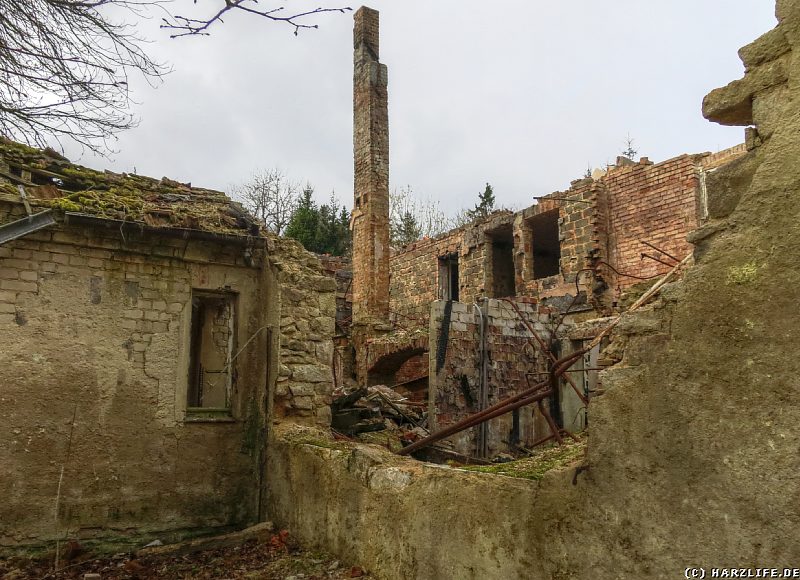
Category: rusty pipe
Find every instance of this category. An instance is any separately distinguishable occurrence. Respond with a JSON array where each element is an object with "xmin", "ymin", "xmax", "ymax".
[{"xmin": 398, "ymin": 350, "xmax": 587, "ymax": 457}]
